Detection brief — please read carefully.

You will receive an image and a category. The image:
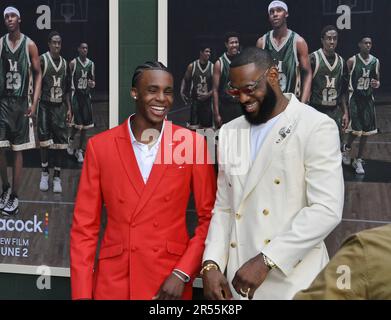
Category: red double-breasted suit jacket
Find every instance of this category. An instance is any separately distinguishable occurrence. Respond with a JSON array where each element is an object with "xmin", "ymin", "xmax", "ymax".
[{"xmin": 70, "ymin": 119, "xmax": 216, "ymax": 299}]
